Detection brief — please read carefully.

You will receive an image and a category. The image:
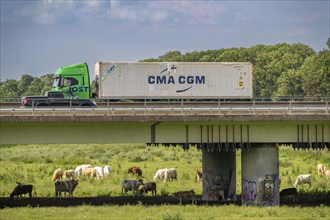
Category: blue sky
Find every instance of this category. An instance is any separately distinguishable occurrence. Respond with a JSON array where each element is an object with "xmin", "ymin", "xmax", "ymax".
[{"xmin": 1, "ymin": 0, "xmax": 329, "ymax": 81}]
